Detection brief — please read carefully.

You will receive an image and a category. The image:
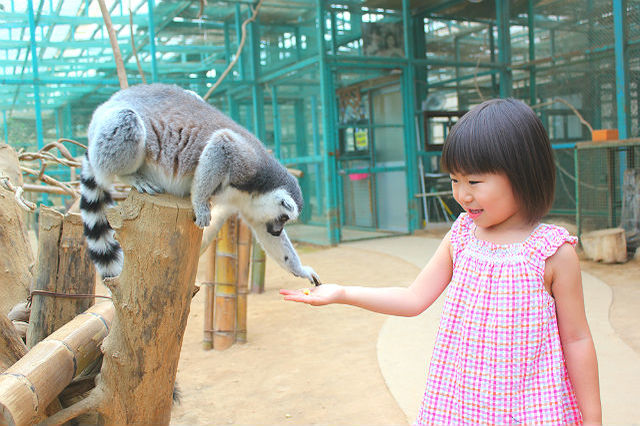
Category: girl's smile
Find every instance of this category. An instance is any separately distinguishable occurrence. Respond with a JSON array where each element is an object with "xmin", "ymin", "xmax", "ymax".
[
  {"xmin": 466, "ymin": 208, "xmax": 483, "ymax": 219},
  {"xmin": 450, "ymin": 172, "xmax": 533, "ymax": 243}
]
